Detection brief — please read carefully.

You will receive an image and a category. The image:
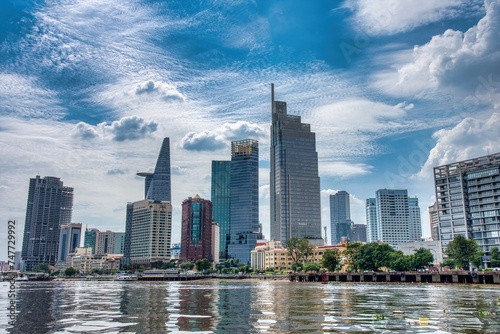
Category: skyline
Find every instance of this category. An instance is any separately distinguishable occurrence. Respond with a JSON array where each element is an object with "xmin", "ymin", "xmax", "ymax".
[{"xmin": 1, "ymin": 0, "xmax": 500, "ymax": 261}]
